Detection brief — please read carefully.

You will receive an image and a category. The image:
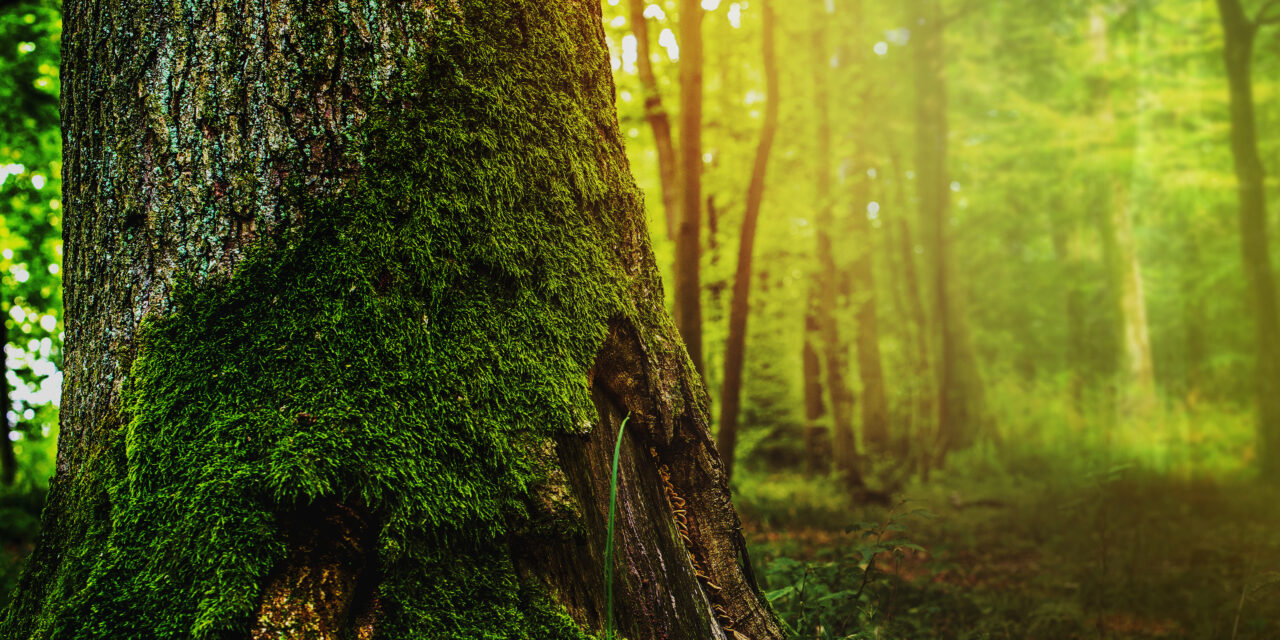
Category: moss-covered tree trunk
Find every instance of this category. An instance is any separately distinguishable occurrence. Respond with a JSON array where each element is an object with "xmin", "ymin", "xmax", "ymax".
[{"xmin": 1, "ymin": 2, "xmax": 783, "ymax": 638}]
